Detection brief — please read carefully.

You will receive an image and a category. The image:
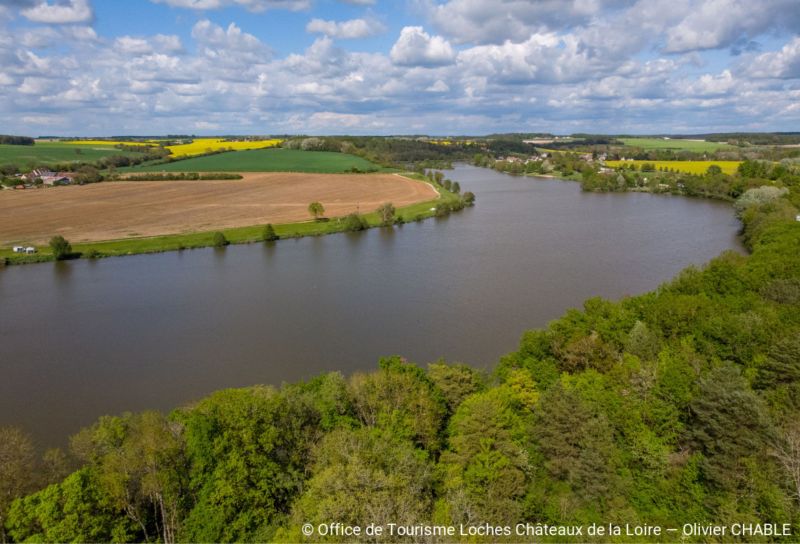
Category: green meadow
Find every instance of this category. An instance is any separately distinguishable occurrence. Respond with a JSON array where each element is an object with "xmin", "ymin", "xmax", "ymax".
[
  {"xmin": 0, "ymin": 142, "xmax": 145, "ymax": 168},
  {"xmin": 128, "ymin": 148, "xmax": 387, "ymax": 174},
  {"xmin": 619, "ymin": 137, "xmax": 734, "ymax": 152}
]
